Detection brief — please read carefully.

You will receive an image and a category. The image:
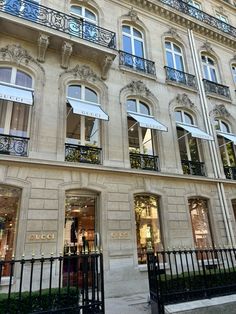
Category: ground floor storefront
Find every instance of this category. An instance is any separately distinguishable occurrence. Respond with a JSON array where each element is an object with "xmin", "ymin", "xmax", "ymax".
[{"xmin": 0, "ymin": 159, "xmax": 236, "ymax": 296}]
